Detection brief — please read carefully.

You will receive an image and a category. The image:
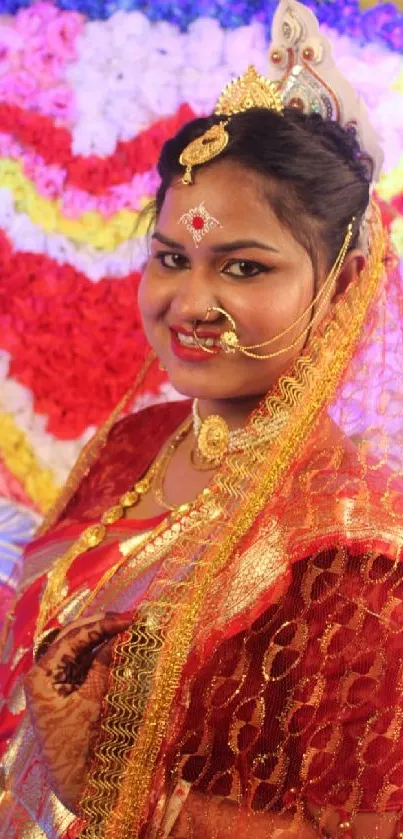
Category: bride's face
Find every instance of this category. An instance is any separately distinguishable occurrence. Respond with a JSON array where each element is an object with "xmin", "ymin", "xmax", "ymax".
[{"xmin": 139, "ymin": 159, "xmax": 322, "ymax": 402}]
